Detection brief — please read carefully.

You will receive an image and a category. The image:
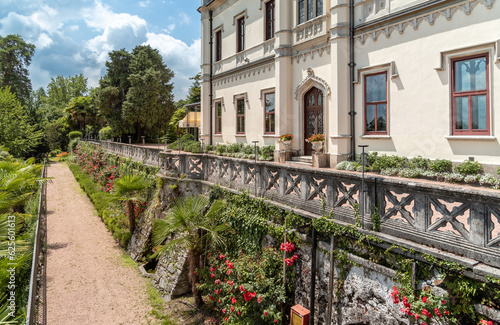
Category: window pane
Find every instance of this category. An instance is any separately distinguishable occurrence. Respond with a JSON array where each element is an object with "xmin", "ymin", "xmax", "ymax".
[
  {"xmin": 237, "ymin": 99, "xmax": 244, "ymax": 114},
  {"xmin": 366, "ymin": 105, "xmax": 376, "ymax": 132},
  {"xmin": 217, "ymin": 119, "xmax": 221, "ymax": 133},
  {"xmin": 377, "ymin": 104, "xmax": 387, "ymax": 131},
  {"xmin": 454, "ymin": 97, "xmax": 469, "ymax": 130},
  {"xmin": 271, "ymin": 114, "xmax": 275, "ymax": 133},
  {"xmin": 471, "ymin": 95, "xmax": 487, "ymax": 130},
  {"xmin": 317, "ymin": 90, "xmax": 323, "ymax": 105},
  {"xmin": 307, "ymin": 0, "xmax": 314, "ymax": 20},
  {"xmin": 298, "ymin": 0, "xmax": 305, "ymax": 24},
  {"xmin": 265, "ymin": 93, "xmax": 275, "ymax": 113},
  {"xmin": 316, "ymin": 0, "xmax": 323, "ymax": 16},
  {"xmin": 366, "ymin": 74, "xmax": 387, "ymax": 102},
  {"xmin": 241, "ymin": 116, "xmax": 245, "ymax": 132},
  {"xmin": 217, "ymin": 103, "xmax": 221, "ymax": 117},
  {"xmin": 454, "ymin": 57, "xmax": 487, "ymax": 92}
]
